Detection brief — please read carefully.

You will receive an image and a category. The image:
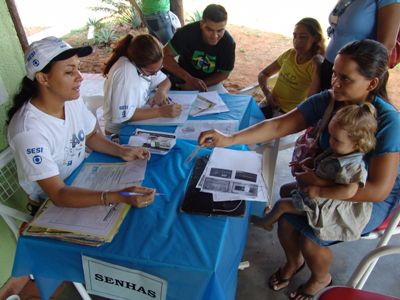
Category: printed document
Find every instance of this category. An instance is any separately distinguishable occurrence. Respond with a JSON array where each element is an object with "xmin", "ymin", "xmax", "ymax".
[
  {"xmin": 189, "ymin": 91, "xmax": 229, "ymax": 117},
  {"xmin": 129, "ymin": 93, "xmax": 197, "ymax": 125},
  {"xmin": 196, "ymin": 148, "xmax": 267, "ymax": 202},
  {"xmin": 71, "ymin": 161, "xmax": 147, "ymax": 190},
  {"xmin": 174, "ymin": 120, "xmax": 238, "ymax": 140}
]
